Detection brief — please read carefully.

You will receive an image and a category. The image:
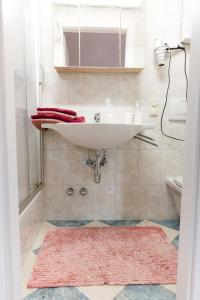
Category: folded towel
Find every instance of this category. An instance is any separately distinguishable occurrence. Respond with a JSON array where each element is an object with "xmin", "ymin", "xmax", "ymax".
[
  {"xmin": 32, "ymin": 119, "xmax": 61, "ymax": 131},
  {"xmin": 37, "ymin": 107, "xmax": 77, "ymax": 116},
  {"xmin": 37, "ymin": 111, "xmax": 75, "ymax": 119},
  {"xmin": 31, "ymin": 113, "xmax": 85, "ymax": 123}
]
